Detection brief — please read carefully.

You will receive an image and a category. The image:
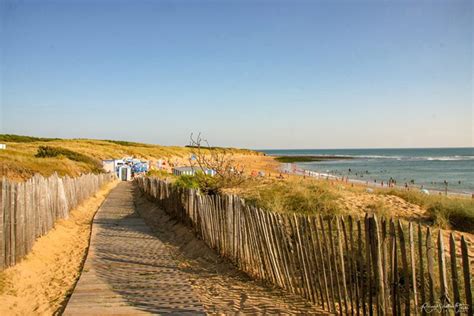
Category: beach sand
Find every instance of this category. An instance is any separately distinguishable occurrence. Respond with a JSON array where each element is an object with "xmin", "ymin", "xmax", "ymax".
[{"xmin": 0, "ymin": 180, "xmax": 118, "ymax": 316}]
